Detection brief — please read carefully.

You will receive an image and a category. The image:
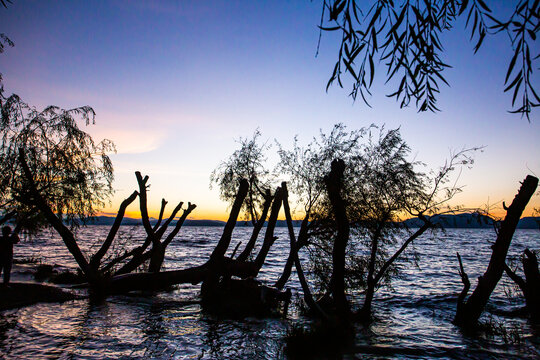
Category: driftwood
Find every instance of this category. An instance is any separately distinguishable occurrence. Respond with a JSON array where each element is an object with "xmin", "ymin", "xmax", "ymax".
[{"xmin": 454, "ymin": 175, "xmax": 538, "ymax": 327}]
